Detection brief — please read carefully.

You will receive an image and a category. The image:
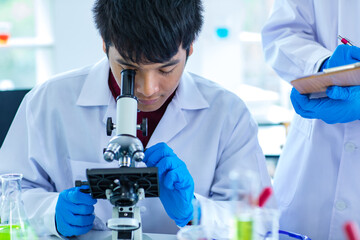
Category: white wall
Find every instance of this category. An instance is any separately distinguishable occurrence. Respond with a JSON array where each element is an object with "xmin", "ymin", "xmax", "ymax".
[
  {"xmin": 186, "ymin": 0, "xmax": 244, "ymax": 90},
  {"xmin": 52, "ymin": 0, "xmax": 104, "ymax": 75}
]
